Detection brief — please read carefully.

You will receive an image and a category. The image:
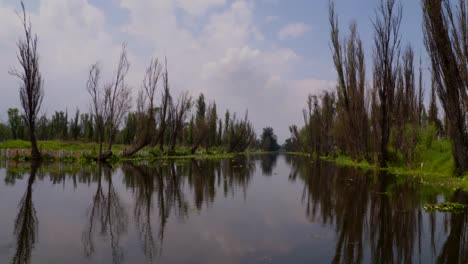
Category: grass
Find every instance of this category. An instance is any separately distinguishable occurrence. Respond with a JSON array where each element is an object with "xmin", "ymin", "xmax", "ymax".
[{"xmin": 0, "ymin": 139, "xmax": 267, "ymax": 163}]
